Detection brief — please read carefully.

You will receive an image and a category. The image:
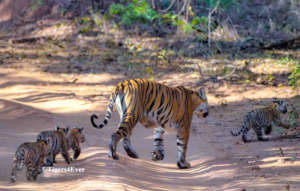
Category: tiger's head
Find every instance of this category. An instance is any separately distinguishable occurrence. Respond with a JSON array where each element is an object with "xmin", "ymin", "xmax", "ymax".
[
  {"xmin": 193, "ymin": 87, "xmax": 209, "ymax": 118},
  {"xmin": 272, "ymin": 98, "xmax": 287, "ymax": 114},
  {"xmin": 66, "ymin": 126, "xmax": 86, "ymax": 143}
]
